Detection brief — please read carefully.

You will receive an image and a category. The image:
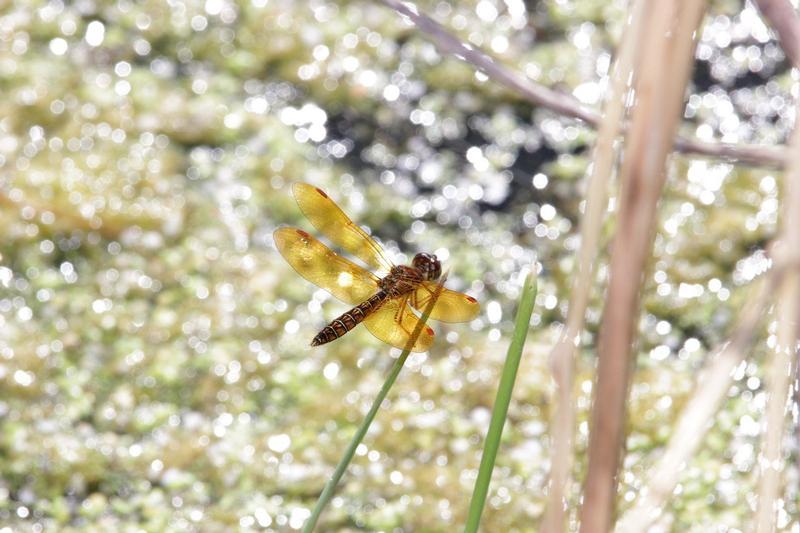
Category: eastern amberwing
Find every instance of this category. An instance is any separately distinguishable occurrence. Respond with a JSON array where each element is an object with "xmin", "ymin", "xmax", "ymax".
[{"xmin": 273, "ymin": 183, "xmax": 480, "ymax": 352}]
